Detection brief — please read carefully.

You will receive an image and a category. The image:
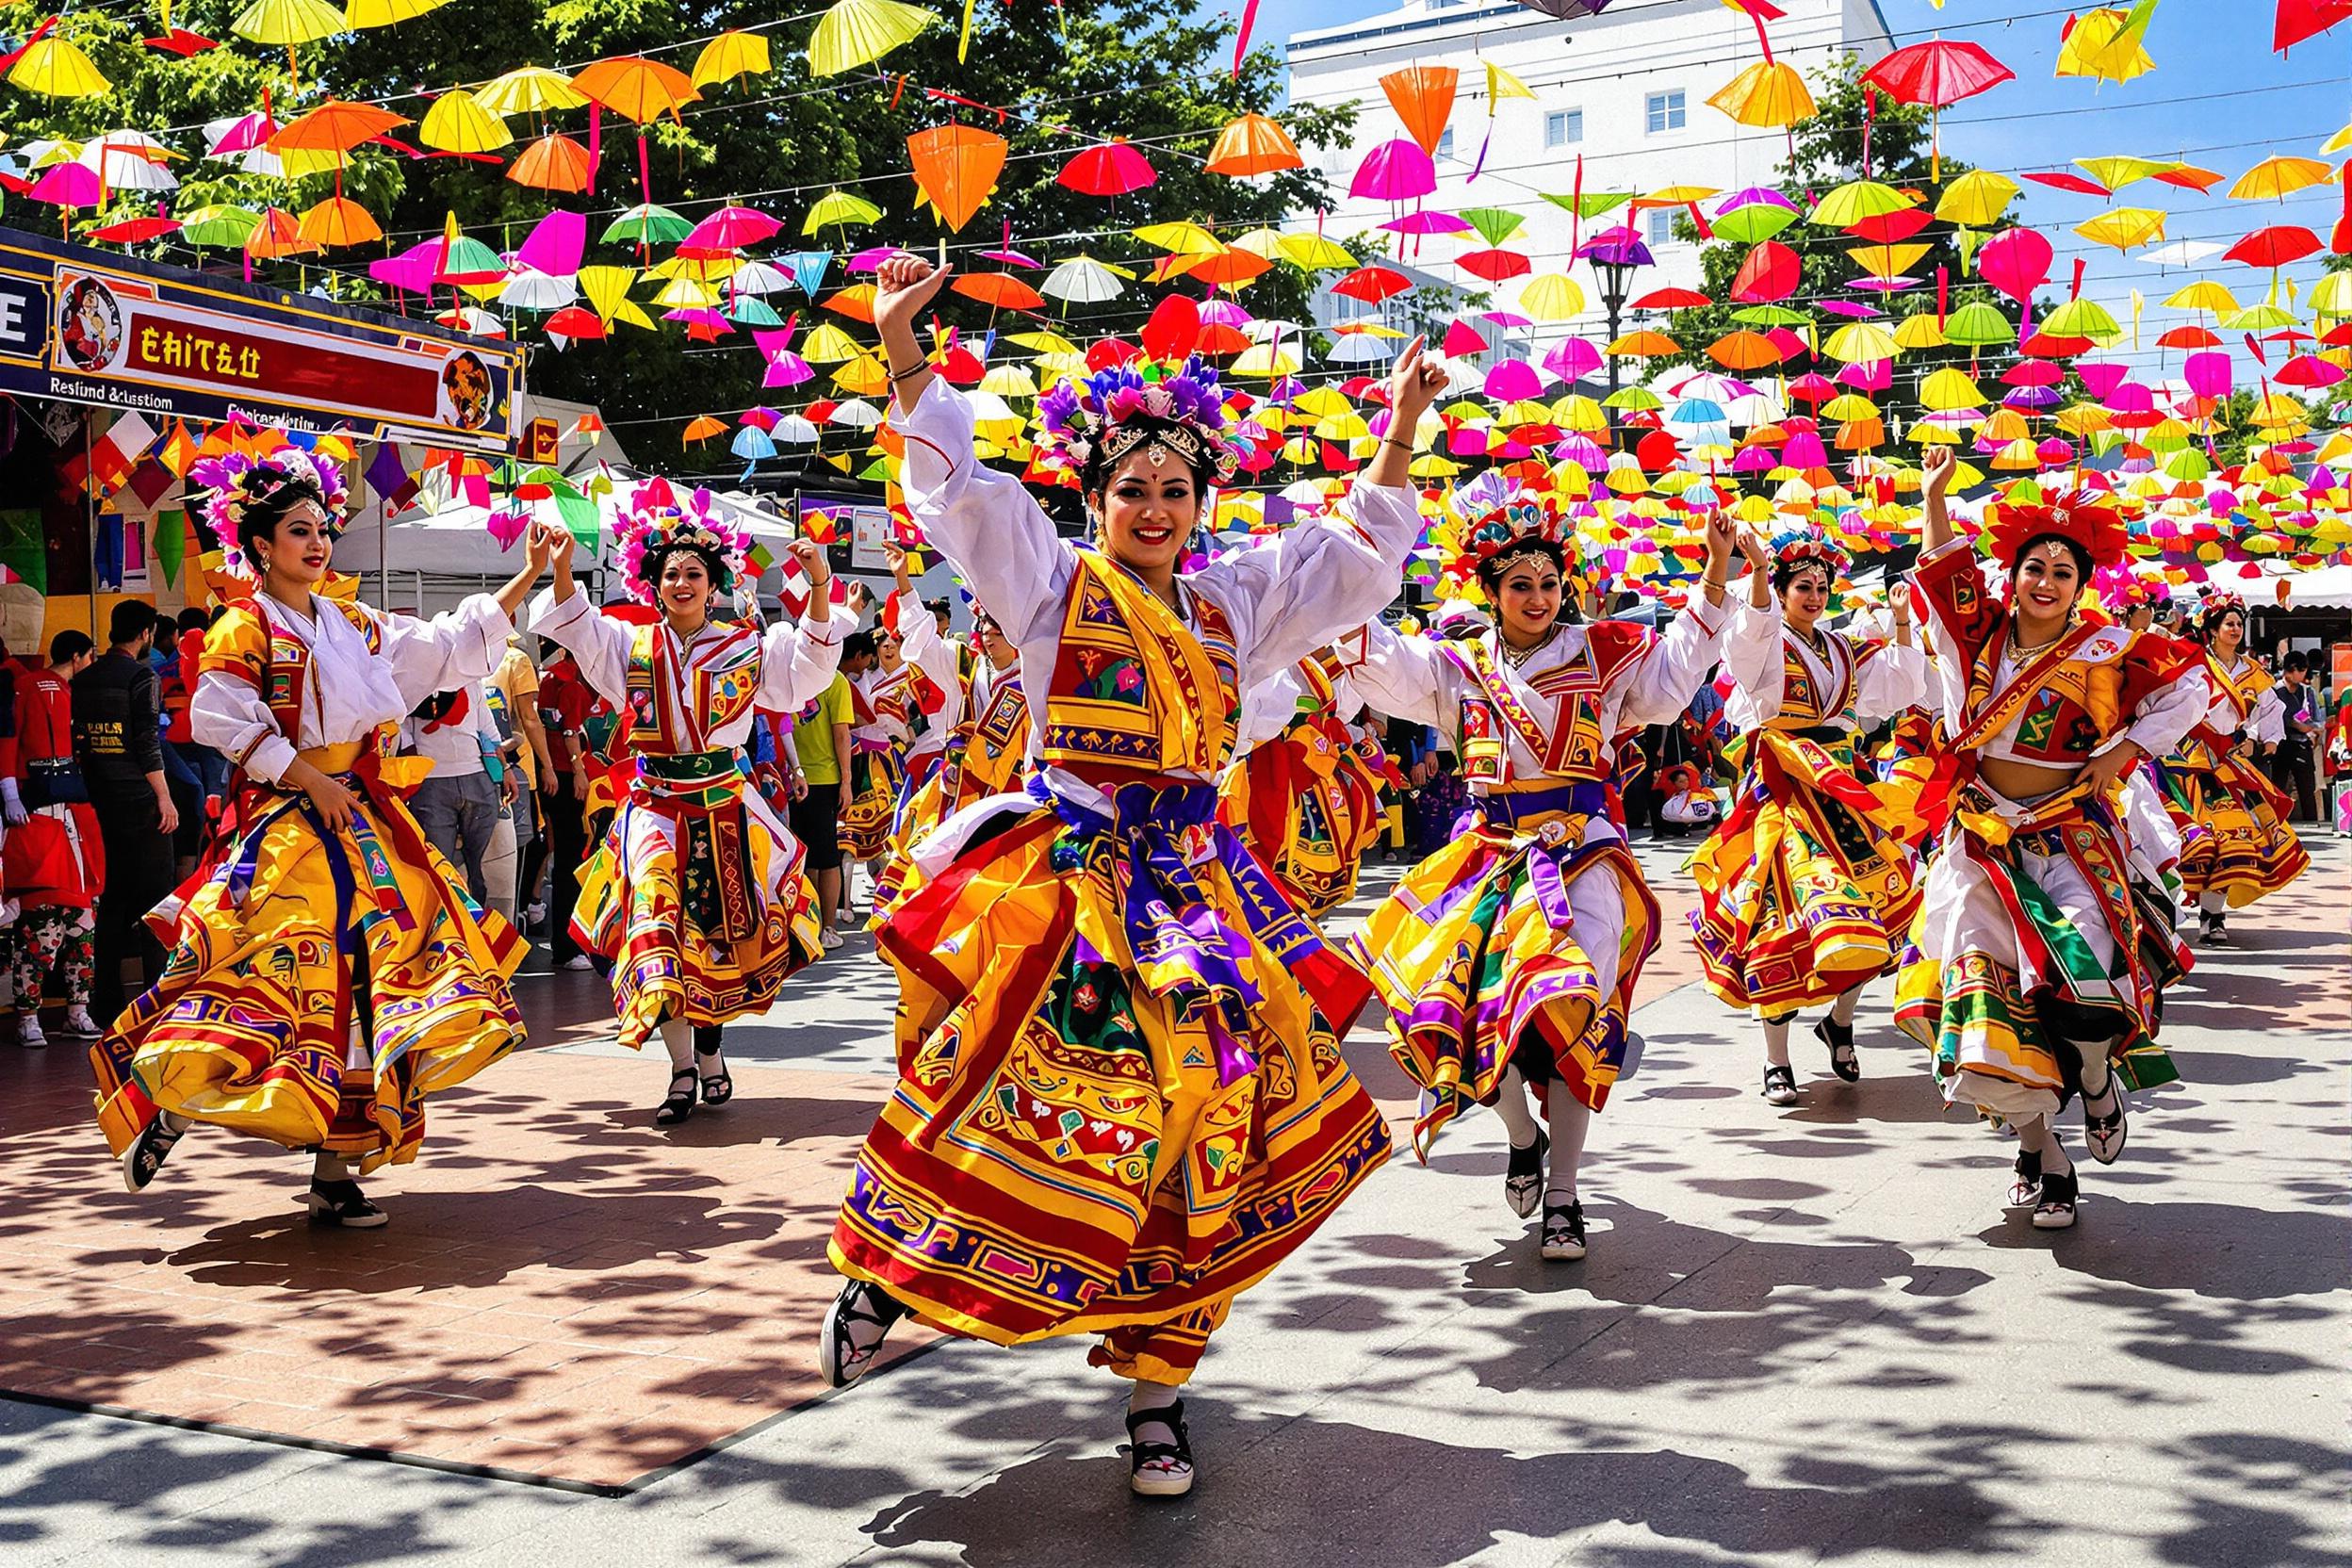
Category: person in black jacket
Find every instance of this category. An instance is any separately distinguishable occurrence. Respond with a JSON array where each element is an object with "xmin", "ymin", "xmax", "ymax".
[{"xmin": 74, "ymin": 600, "xmax": 179, "ymax": 1021}]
